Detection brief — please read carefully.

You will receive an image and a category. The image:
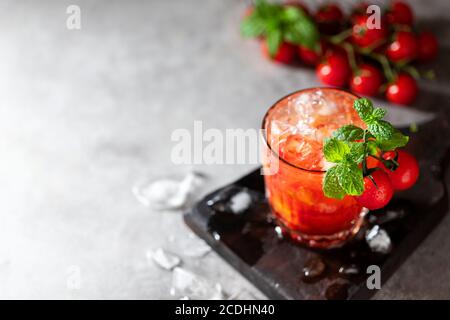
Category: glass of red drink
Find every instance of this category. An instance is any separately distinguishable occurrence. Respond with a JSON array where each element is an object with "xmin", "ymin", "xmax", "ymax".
[{"xmin": 262, "ymin": 88, "xmax": 368, "ymax": 248}]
